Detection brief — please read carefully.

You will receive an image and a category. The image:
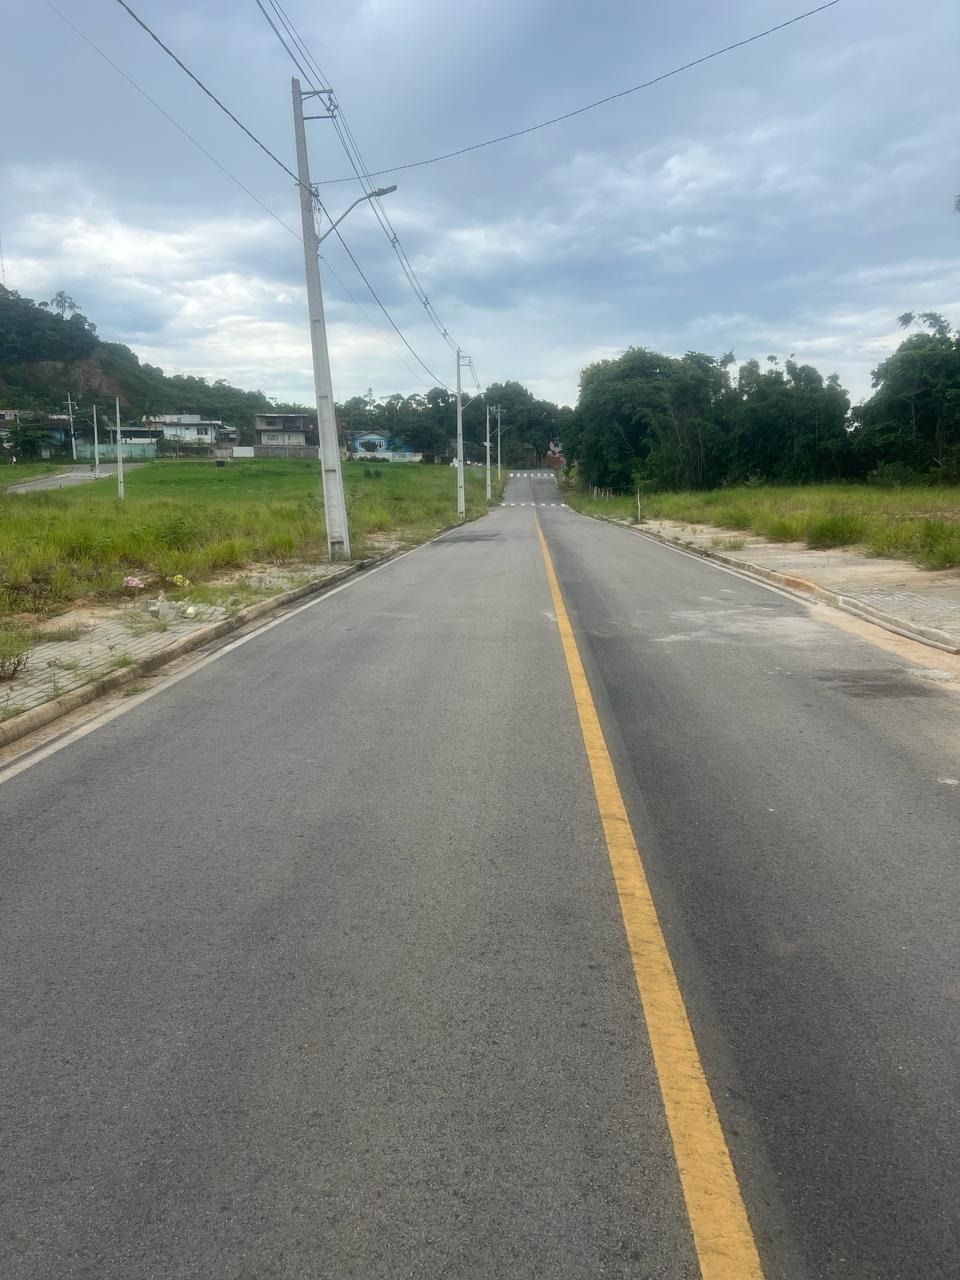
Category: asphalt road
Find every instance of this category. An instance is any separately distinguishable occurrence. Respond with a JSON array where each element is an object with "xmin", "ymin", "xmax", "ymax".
[
  {"xmin": 5, "ymin": 464, "xmax": 144, "ymax": 493},
  {"xmin": 2, "ymin": 471, "xmax": 957, "ymax": 1278}
]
